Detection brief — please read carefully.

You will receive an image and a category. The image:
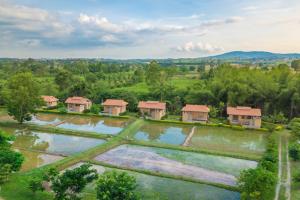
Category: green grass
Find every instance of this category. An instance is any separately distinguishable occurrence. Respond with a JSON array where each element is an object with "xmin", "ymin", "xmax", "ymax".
[{"xmin": 291, "ymin": 160, "xmax": 300, "ymax": 200}]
